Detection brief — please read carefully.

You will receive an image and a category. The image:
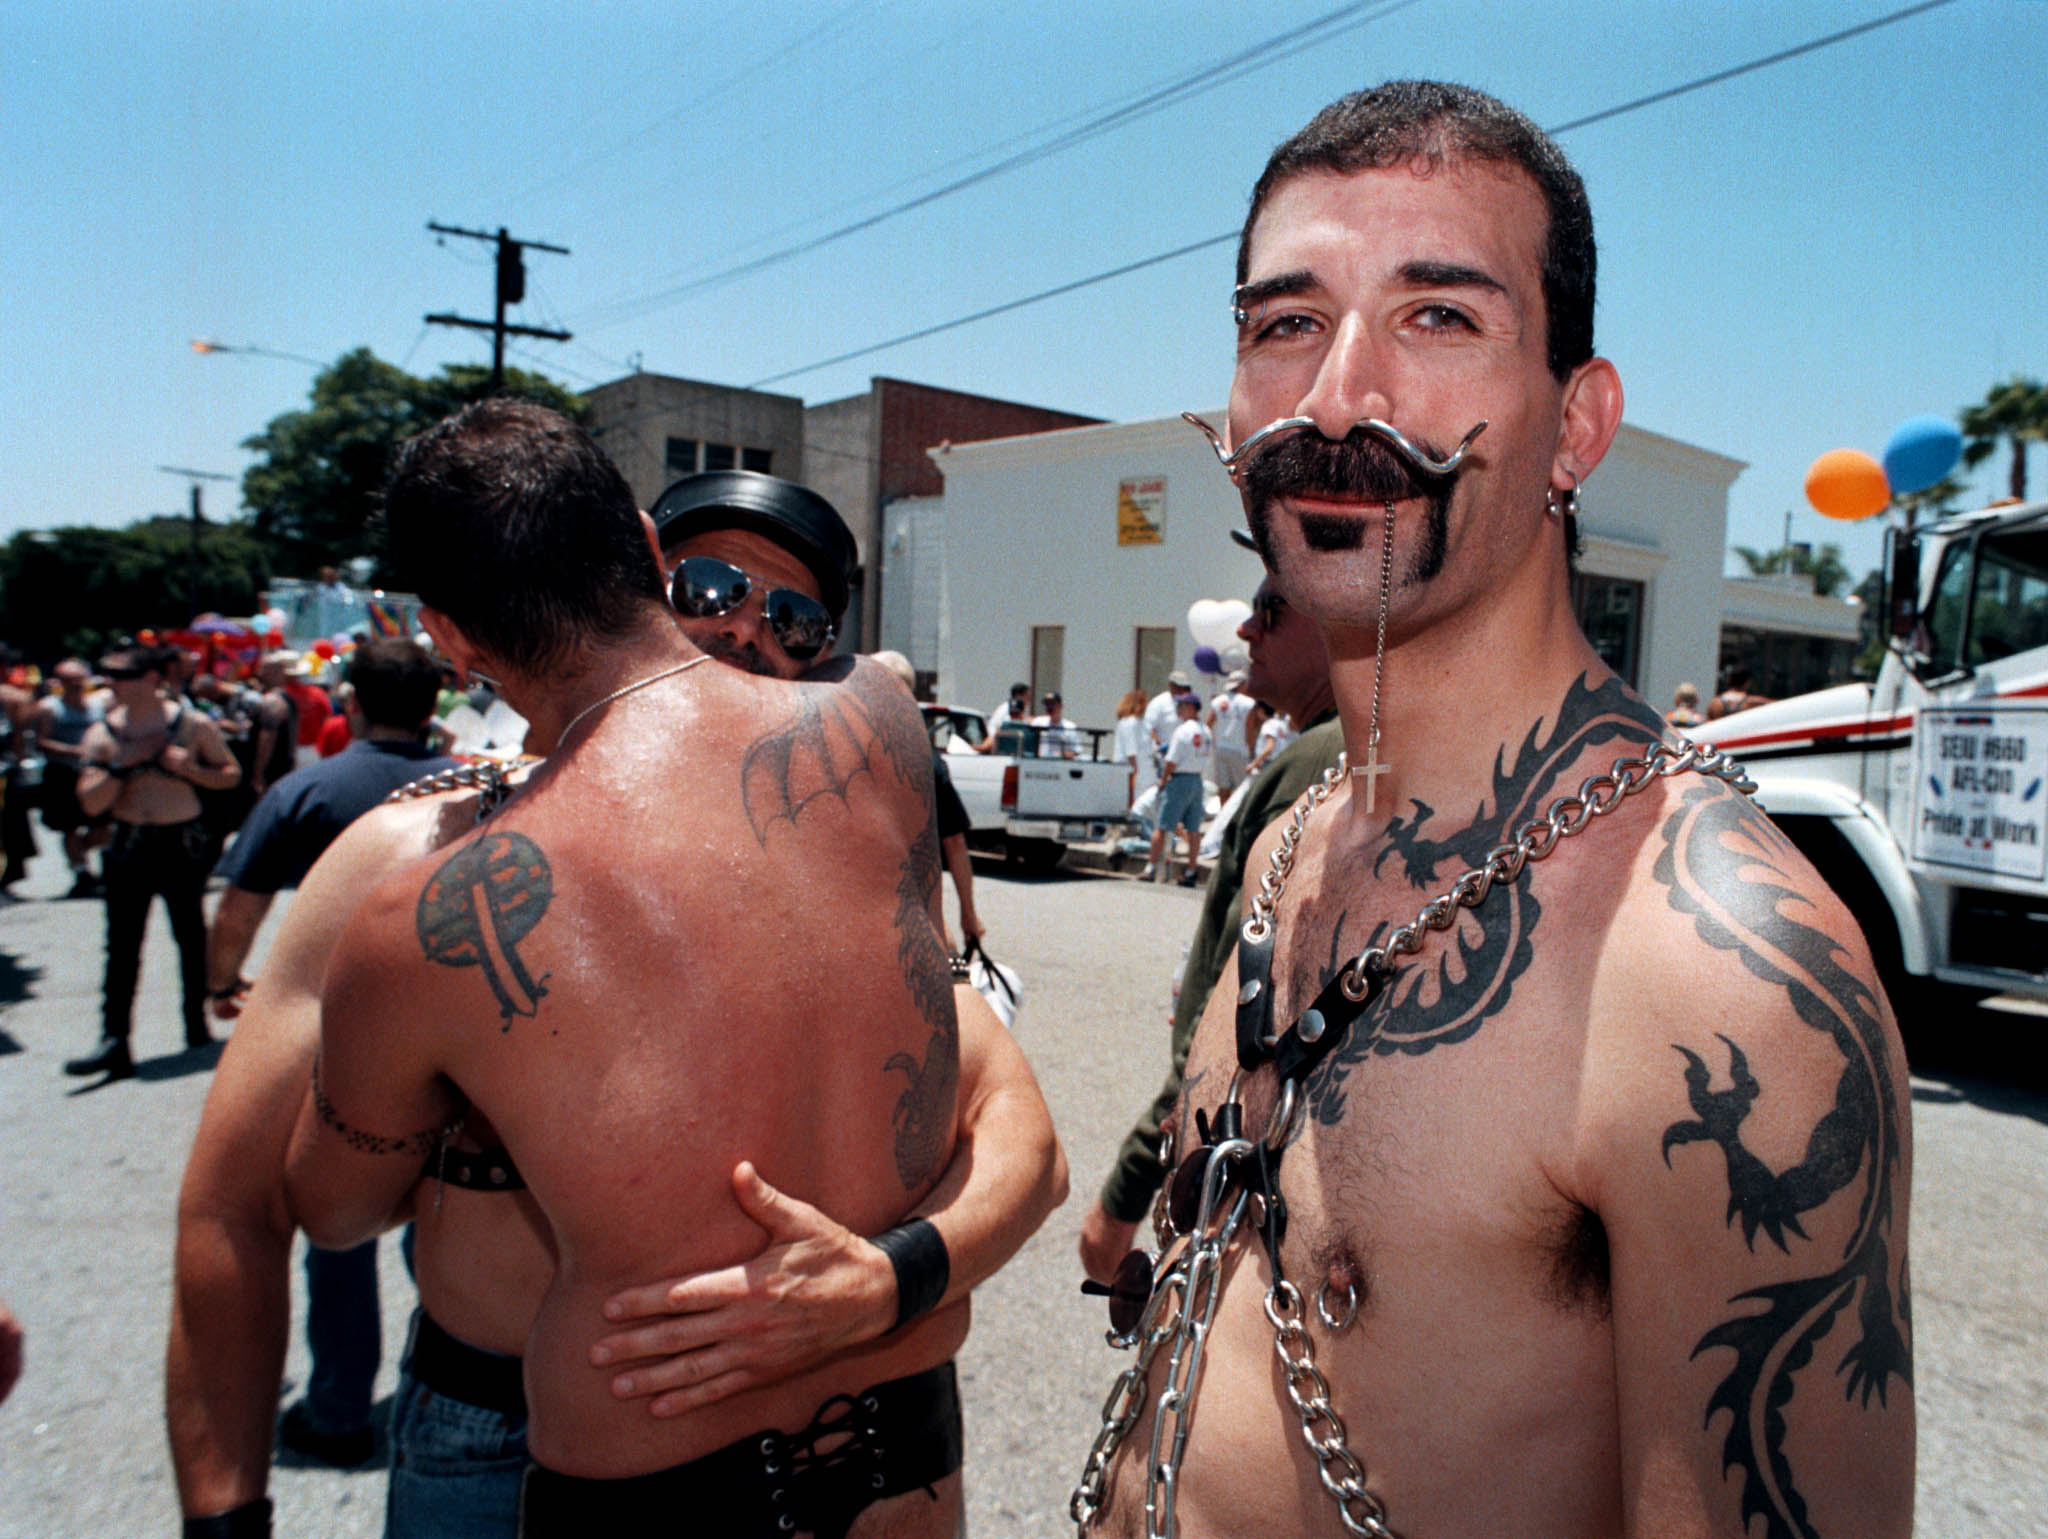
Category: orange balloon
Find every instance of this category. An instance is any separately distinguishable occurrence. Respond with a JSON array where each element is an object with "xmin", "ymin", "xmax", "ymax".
[{"xmin": 1804, "ymin": 448, "xmax": 1890, "ymax": 521}]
